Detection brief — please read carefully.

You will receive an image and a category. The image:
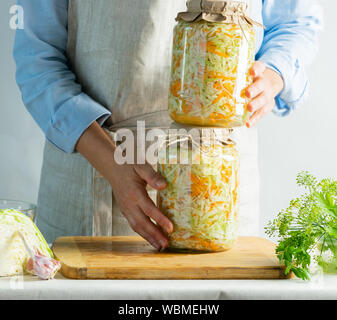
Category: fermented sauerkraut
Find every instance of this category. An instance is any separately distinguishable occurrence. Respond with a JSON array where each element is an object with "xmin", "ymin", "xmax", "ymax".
[
  {"xmin": 157, "ymin": 130, "xmax": 239, "ymax": 252},
  {"xmin": 169, "ymin": 20, "xmax": 255, "ymax": 127}
]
